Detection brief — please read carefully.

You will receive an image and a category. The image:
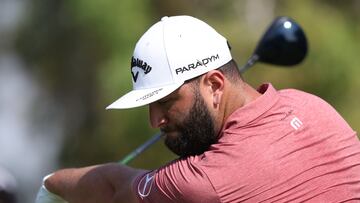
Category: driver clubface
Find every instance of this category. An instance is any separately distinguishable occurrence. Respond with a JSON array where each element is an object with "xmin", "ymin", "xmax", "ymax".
[{"xmin": 254, "ymin": 16, "xmax": 308, "ymax": 66}]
